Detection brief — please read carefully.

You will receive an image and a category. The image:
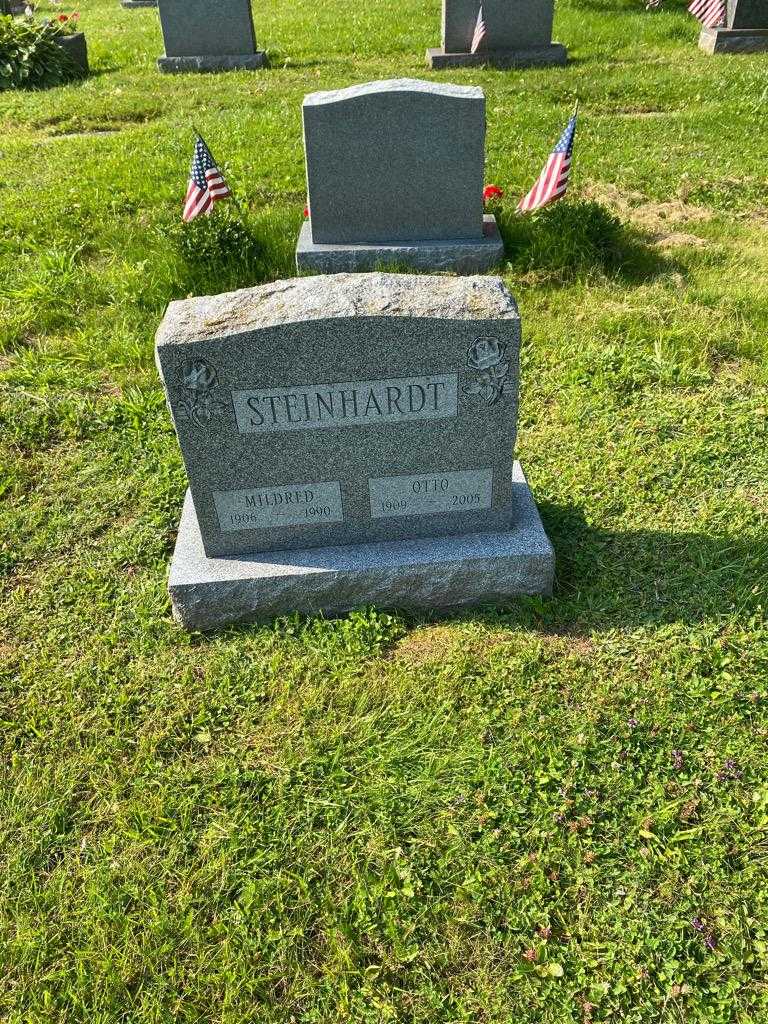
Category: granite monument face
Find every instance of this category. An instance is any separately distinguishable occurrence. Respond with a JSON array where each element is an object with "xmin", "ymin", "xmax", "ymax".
[
  {"xmin": 157, "ymin": 0, "xmax": 266, "ymax": 72},
  {"xmin": 295, "ymin": 80, "xmax": 504, "ymax": 274},
  {"xmin": 156, "ymin": 273, "xmax": 554, "ymax": 628},
  {"xmin": 699, "ymin": 0, "xmax": 768, "ymax": 51},
  {"xmin": 428, "ymin": 0, "xmax": 567, "ymax": 69}
]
